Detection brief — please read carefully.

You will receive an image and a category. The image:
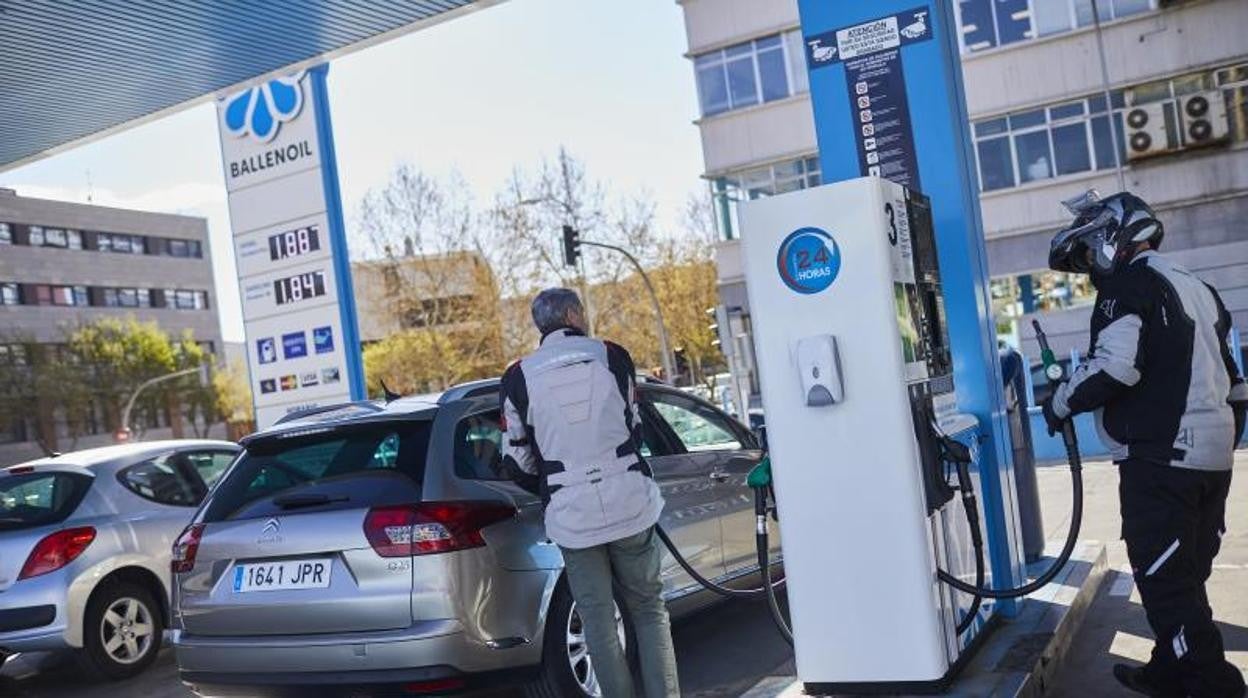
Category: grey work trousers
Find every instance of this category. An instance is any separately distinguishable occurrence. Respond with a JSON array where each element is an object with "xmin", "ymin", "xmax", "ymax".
[{"xmin": 560, "ymin": 526, "xmax": 681, "ymax": 698}]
